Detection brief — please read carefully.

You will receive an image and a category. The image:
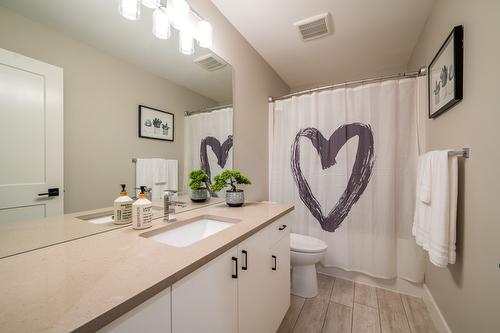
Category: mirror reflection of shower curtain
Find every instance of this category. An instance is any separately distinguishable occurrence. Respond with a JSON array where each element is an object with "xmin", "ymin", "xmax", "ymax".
[
  {"xmin": 270, "ymin": 78, "xmax": 426, "ymax": 283},
  {"xmin": 184, "ymin": 107, "xmax": 233, "ymax": 194}
]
